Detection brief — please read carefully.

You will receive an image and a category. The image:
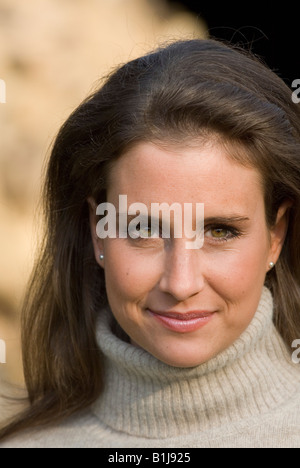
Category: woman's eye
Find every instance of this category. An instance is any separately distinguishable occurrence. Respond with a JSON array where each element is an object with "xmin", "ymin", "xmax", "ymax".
[
  {"xmin": 205, "ymin": 226, "xmax": 240, "ymax": 242},
  {"xmin": 128, "ymin": 223, "xmax": 160, "ymax": 239},
  {"xmin": 210, "ymin": 228, "xmax": 228, "ymax": 238},
  {"xmin": 138, "ymin": 226, "xmax": 153, "ymax": 238}
]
